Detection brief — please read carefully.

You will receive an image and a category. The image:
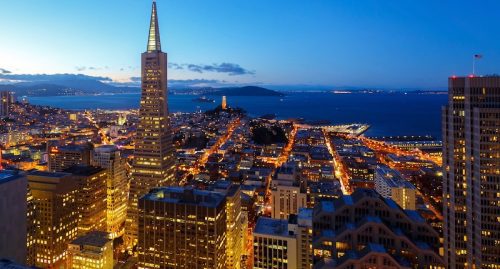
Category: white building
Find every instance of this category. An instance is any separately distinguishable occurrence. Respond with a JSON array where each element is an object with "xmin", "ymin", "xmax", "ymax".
[
  {"xmin": 272, "ymin": 184, "xmax": 307, "ymax": 220},
  {"xmin": 253, "ymin": 208, "xmax": 313, "ymax": 269},
  {"xmin": 272, "ymin": 164, "xmax": 307, "ymax": 220},
  {"xmin": 374, "ymin": 166, "xmax": 416, "ymax": 210}
]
